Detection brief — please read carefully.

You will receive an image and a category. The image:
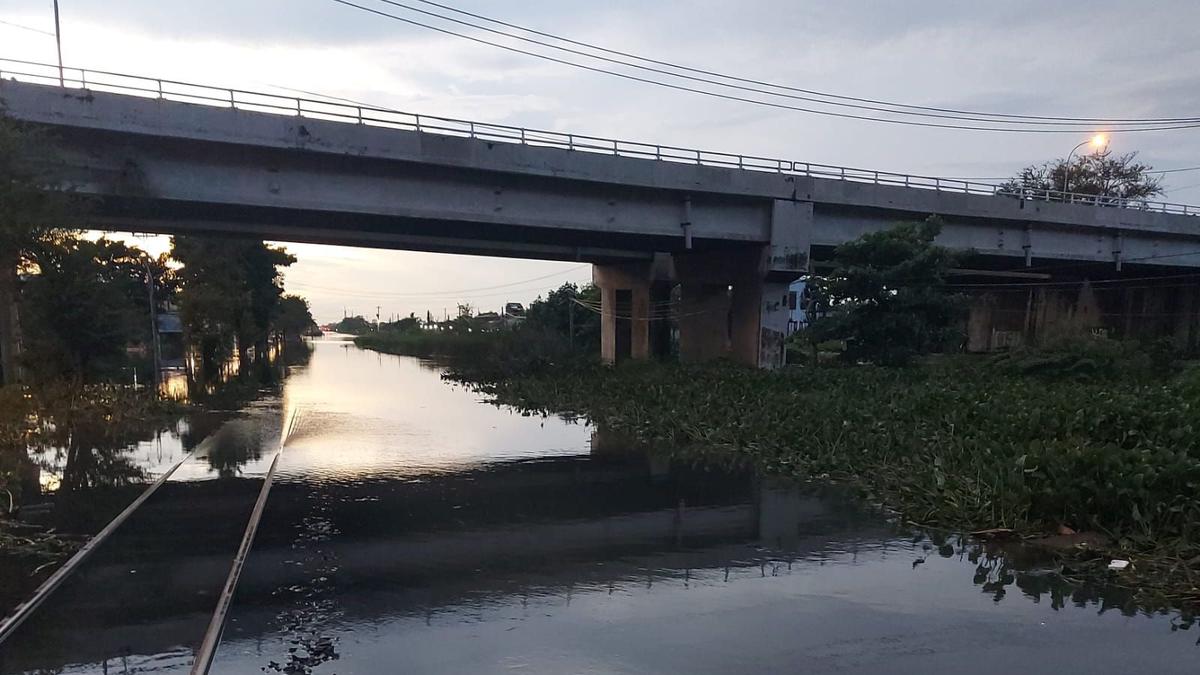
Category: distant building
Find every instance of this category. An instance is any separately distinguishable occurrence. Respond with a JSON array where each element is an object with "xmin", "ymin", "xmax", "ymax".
[
  {"xmin": 501, "ymin": 302, "xmax": 525, "ymax": 329},
  {"xmin": 156, "ymin": 312, "xmax": 186, "ymax": 367},
  {"xmin": 475, "ymin": 311, "xmax": 503, "ymax": 331},
  {"xmin": 787, "ymin": 279, "xmax": 808, "ymax": 335}
]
